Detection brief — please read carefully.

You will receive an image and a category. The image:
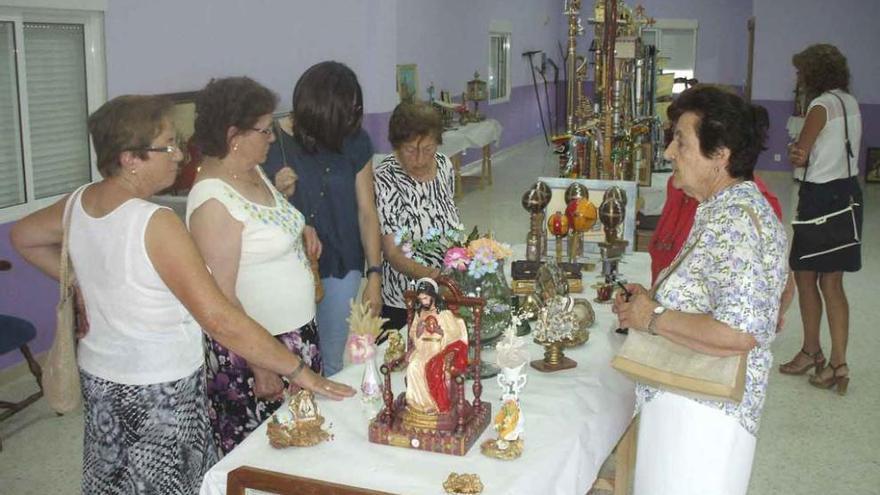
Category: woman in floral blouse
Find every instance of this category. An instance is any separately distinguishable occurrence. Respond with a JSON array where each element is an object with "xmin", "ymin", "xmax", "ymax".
[
  {"xmin": 613, "ymin": 86, "xmax": 788, "ymax": 495},
  {"xmin": 187, "ymin": 77, "xmax": 354, "ymax": 454}
]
